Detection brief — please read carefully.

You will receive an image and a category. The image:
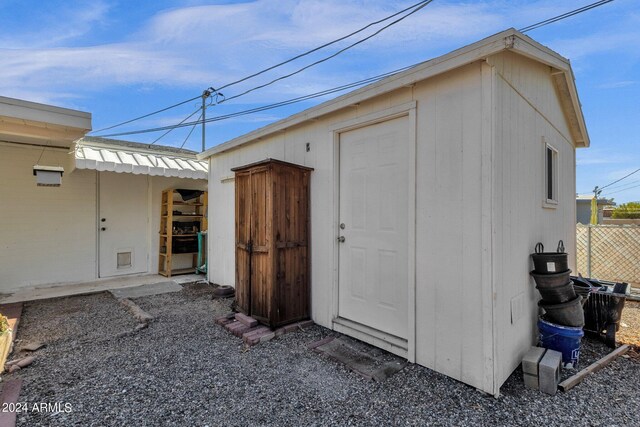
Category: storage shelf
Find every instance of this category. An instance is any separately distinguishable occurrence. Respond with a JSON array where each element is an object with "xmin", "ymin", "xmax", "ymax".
[
  {"xmin": 159, "ymin": 189, "xmax": 208, "ymax": 278},
  {"xmin": 162, "ymin": 201, "xmax": 203, "ymax": 206},
  {"xmin": 160, "ymin": 251, "xmax": 198, "ymax": 257},
  {"xmin": 159, "ymin": 267, "xmax": 195, "ymax": 276}
]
